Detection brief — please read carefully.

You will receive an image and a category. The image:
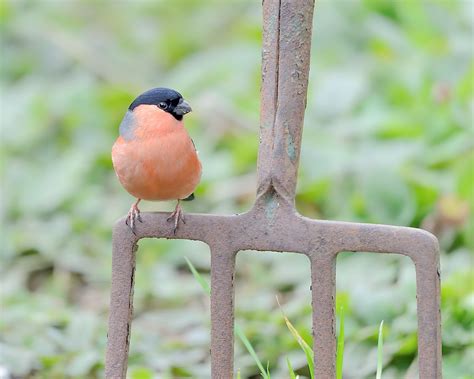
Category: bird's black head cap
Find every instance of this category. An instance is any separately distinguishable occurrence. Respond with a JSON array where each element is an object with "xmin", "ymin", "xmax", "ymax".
[{"xmin": 129, "ymin": 87, "xmax": 192, "ymax": 121}]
